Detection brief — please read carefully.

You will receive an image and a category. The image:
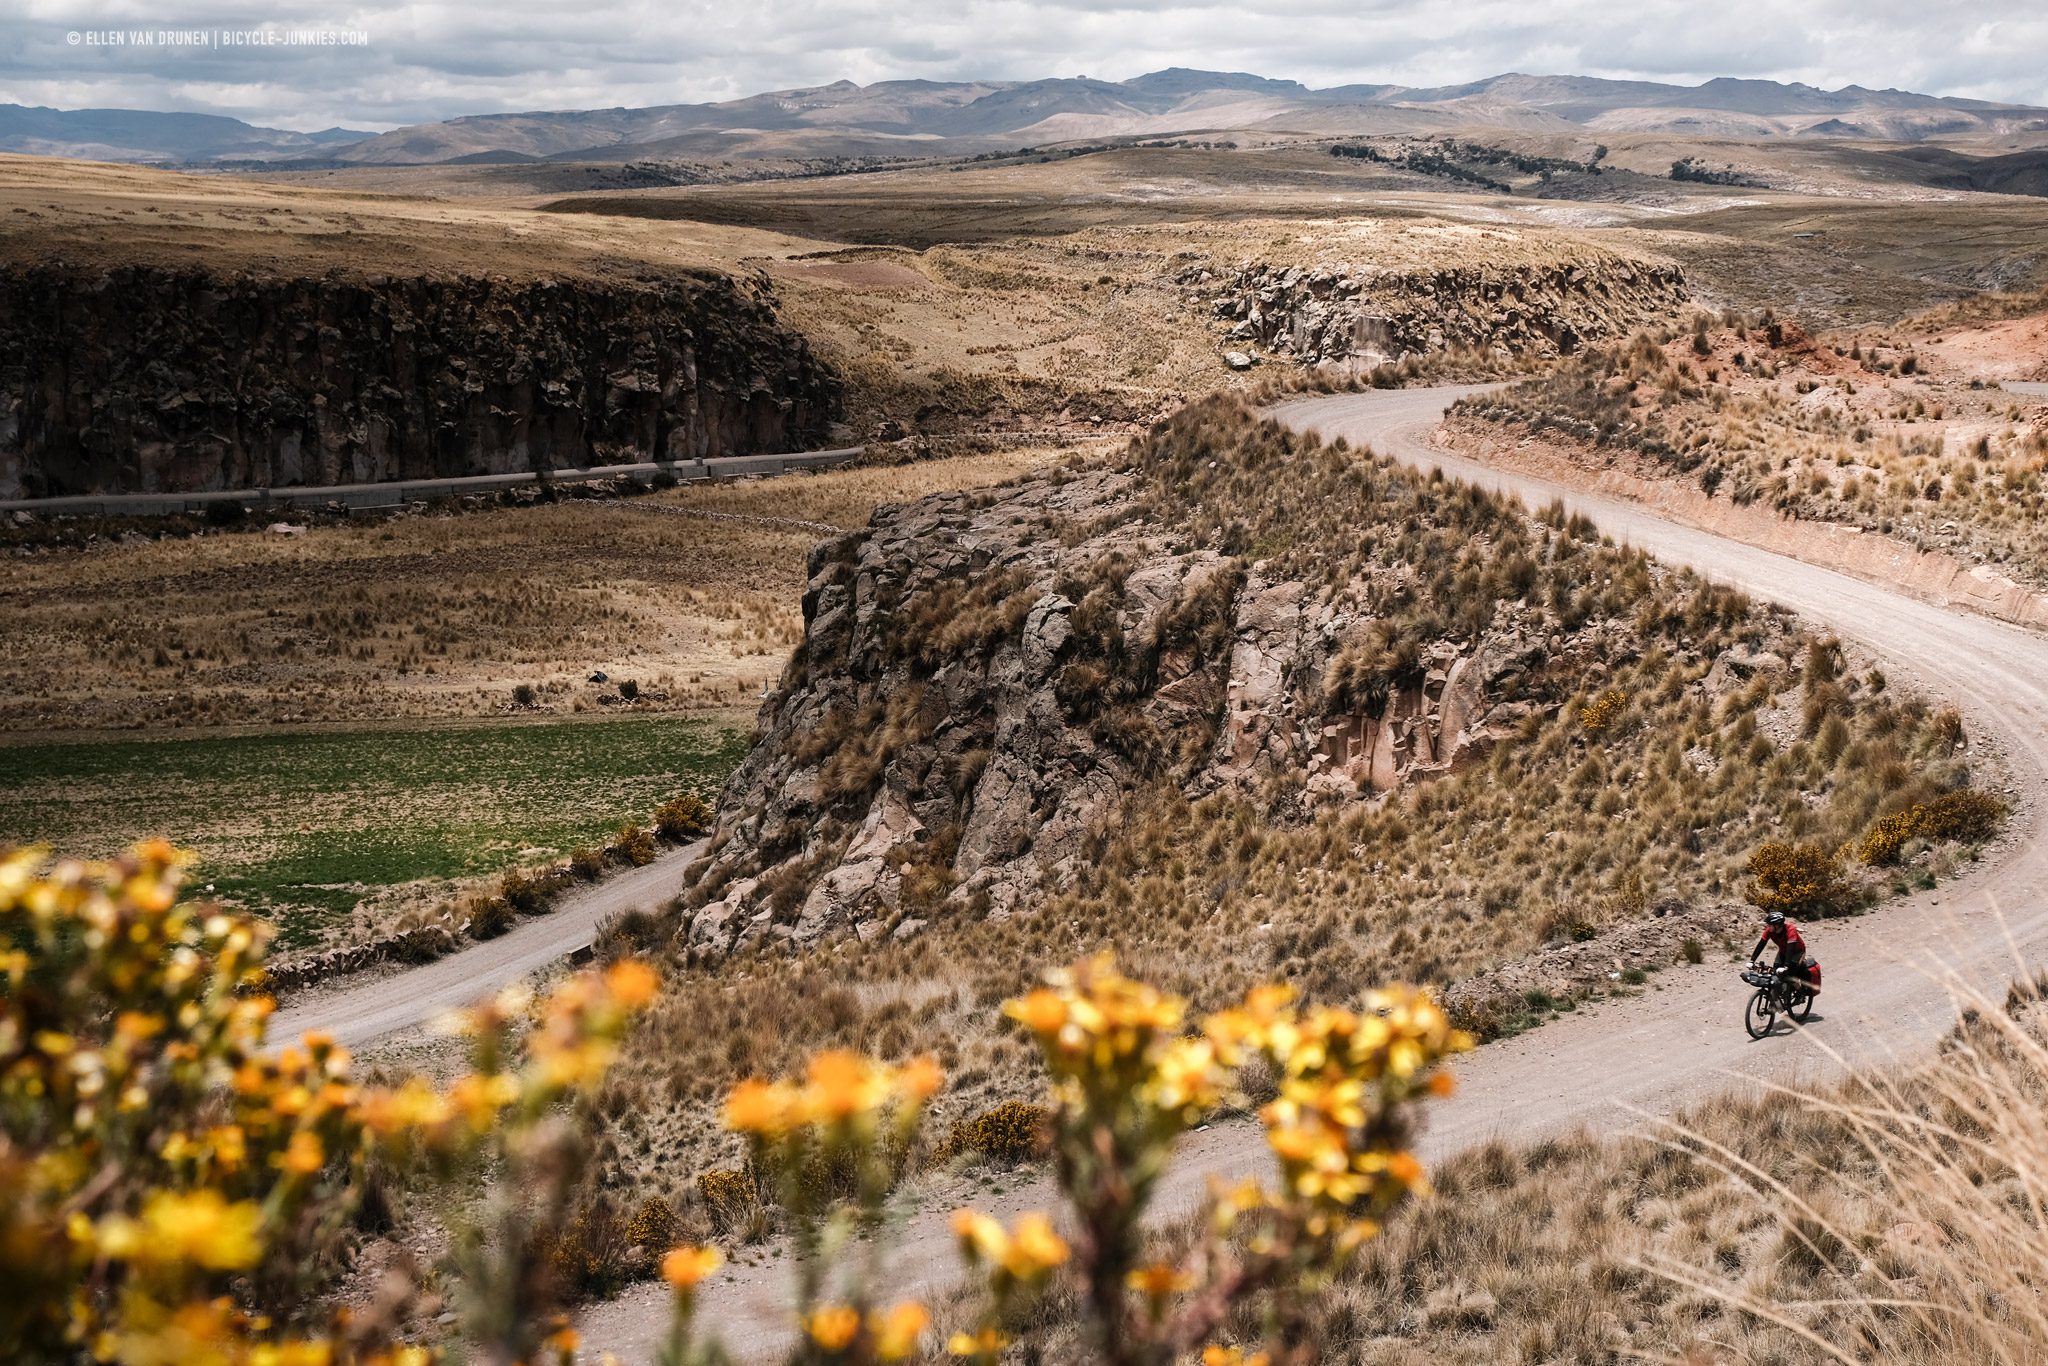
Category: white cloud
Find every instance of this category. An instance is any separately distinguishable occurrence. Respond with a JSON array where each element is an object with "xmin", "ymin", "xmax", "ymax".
[{"xmin": 1, "ymin": 0, "xmax": 2043, "ymax": 131}]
